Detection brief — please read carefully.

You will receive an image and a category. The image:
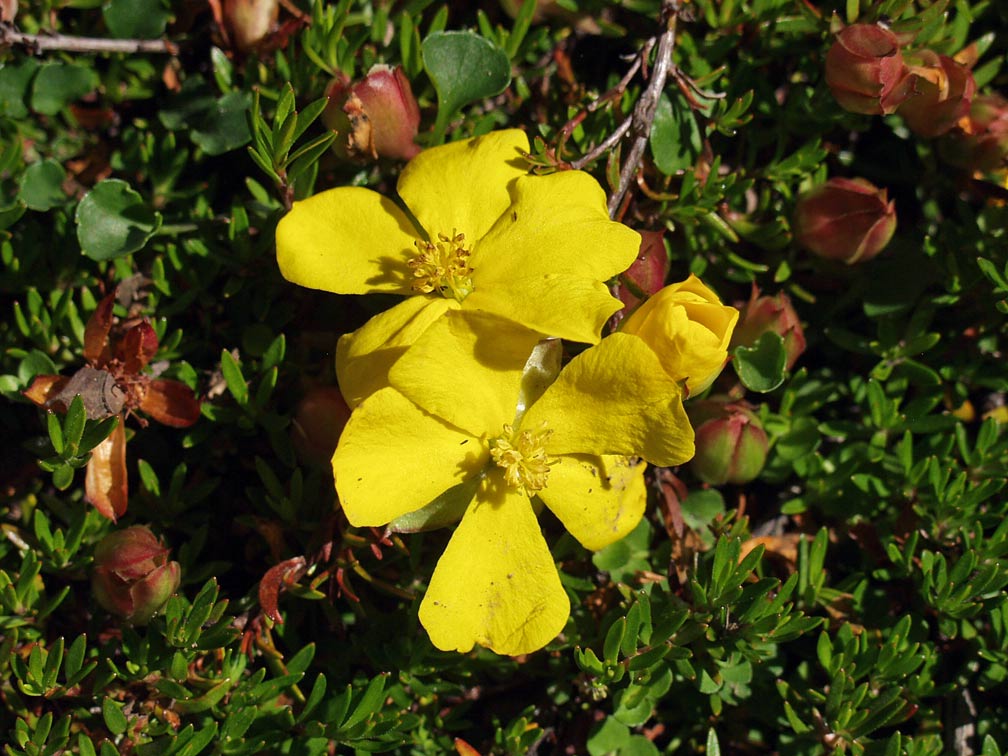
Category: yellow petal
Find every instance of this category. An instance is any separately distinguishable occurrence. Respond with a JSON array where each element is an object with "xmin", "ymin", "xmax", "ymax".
[
  {"xmin": 473, "ymin": 171, "xmax": 640, "ymax": 281},
  {"xmin": 538, "ymin": 455, "xmax": 647, "ymax": 551},
  {"xmin": 397, "ymin": 130, "xmax": 529, "ymax": 242},
  {"xmin": 419, "ymin": 475, "xmax": 569, "ymax": 655},
  {"xmin": 336, "ymin": 296, "xmax": 455, "ymax": 408},
  {"xmin": 464, "ymin": 275, "xmax": 622, "ymax": 344},
  {"xmin": 523, "ymin": 333, "xmax": 694, "ymax": 466},
  {"xmin": 460, "ymin": 170, "xmax": 639, "ymax": 343},
  {"xmin": 332, "ymin": 387, "xmax": 486, "ymax": 527},
  {"xmin": 276, "ymin": 186, "xmax": 419, "ymax": 295},
  {"xmin": 388, "ymin": 310, "xmax": 541, "ymax": 437}
]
